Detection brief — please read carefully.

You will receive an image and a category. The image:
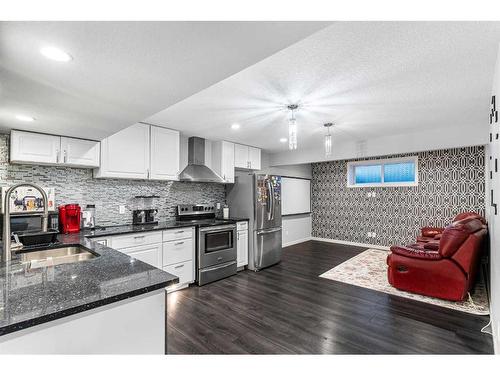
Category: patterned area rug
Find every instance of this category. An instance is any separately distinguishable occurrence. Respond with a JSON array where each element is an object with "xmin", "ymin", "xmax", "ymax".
[{"xmin": 319, "ymin": 249, "xmax": 489, "ymax": 315}]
